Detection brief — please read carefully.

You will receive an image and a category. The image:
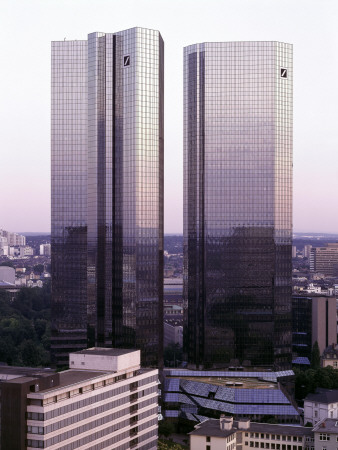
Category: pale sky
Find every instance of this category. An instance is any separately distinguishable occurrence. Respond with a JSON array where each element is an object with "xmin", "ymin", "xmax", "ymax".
[{"xmin": 0, "ymin": 0, "xmax": 337, "ymax": 233}]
